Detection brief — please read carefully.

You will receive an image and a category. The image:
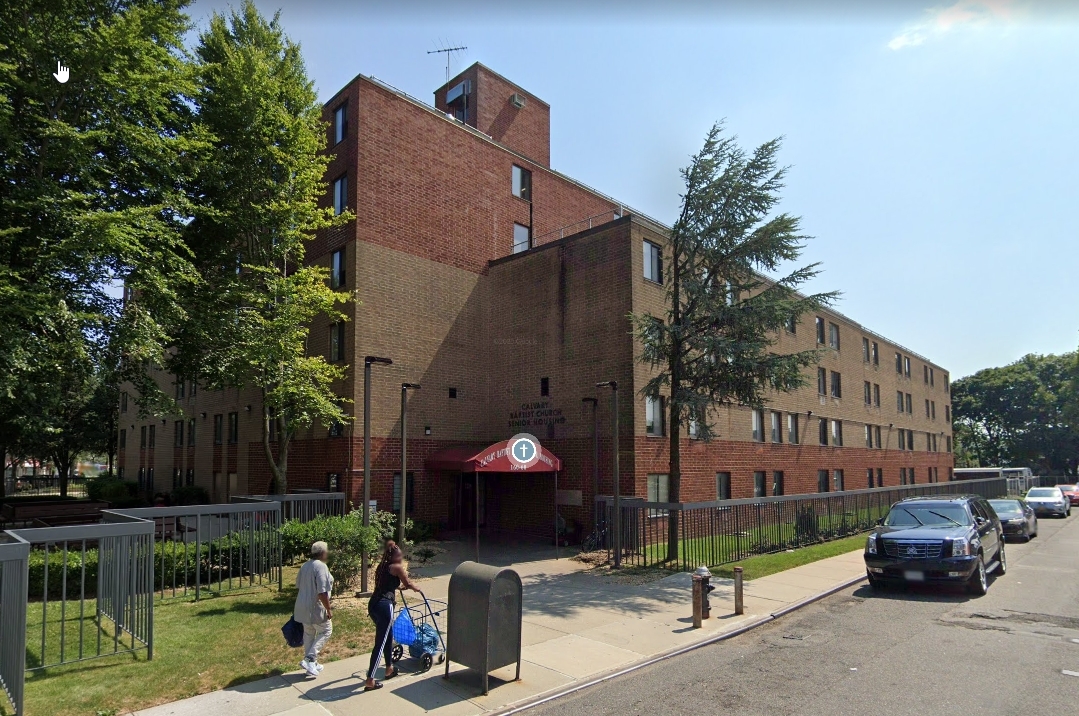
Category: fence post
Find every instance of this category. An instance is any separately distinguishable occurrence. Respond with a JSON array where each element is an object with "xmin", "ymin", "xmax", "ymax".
[{"xmin": 734, "ymin": 566, "xmax": 744, "ymax": 615}]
